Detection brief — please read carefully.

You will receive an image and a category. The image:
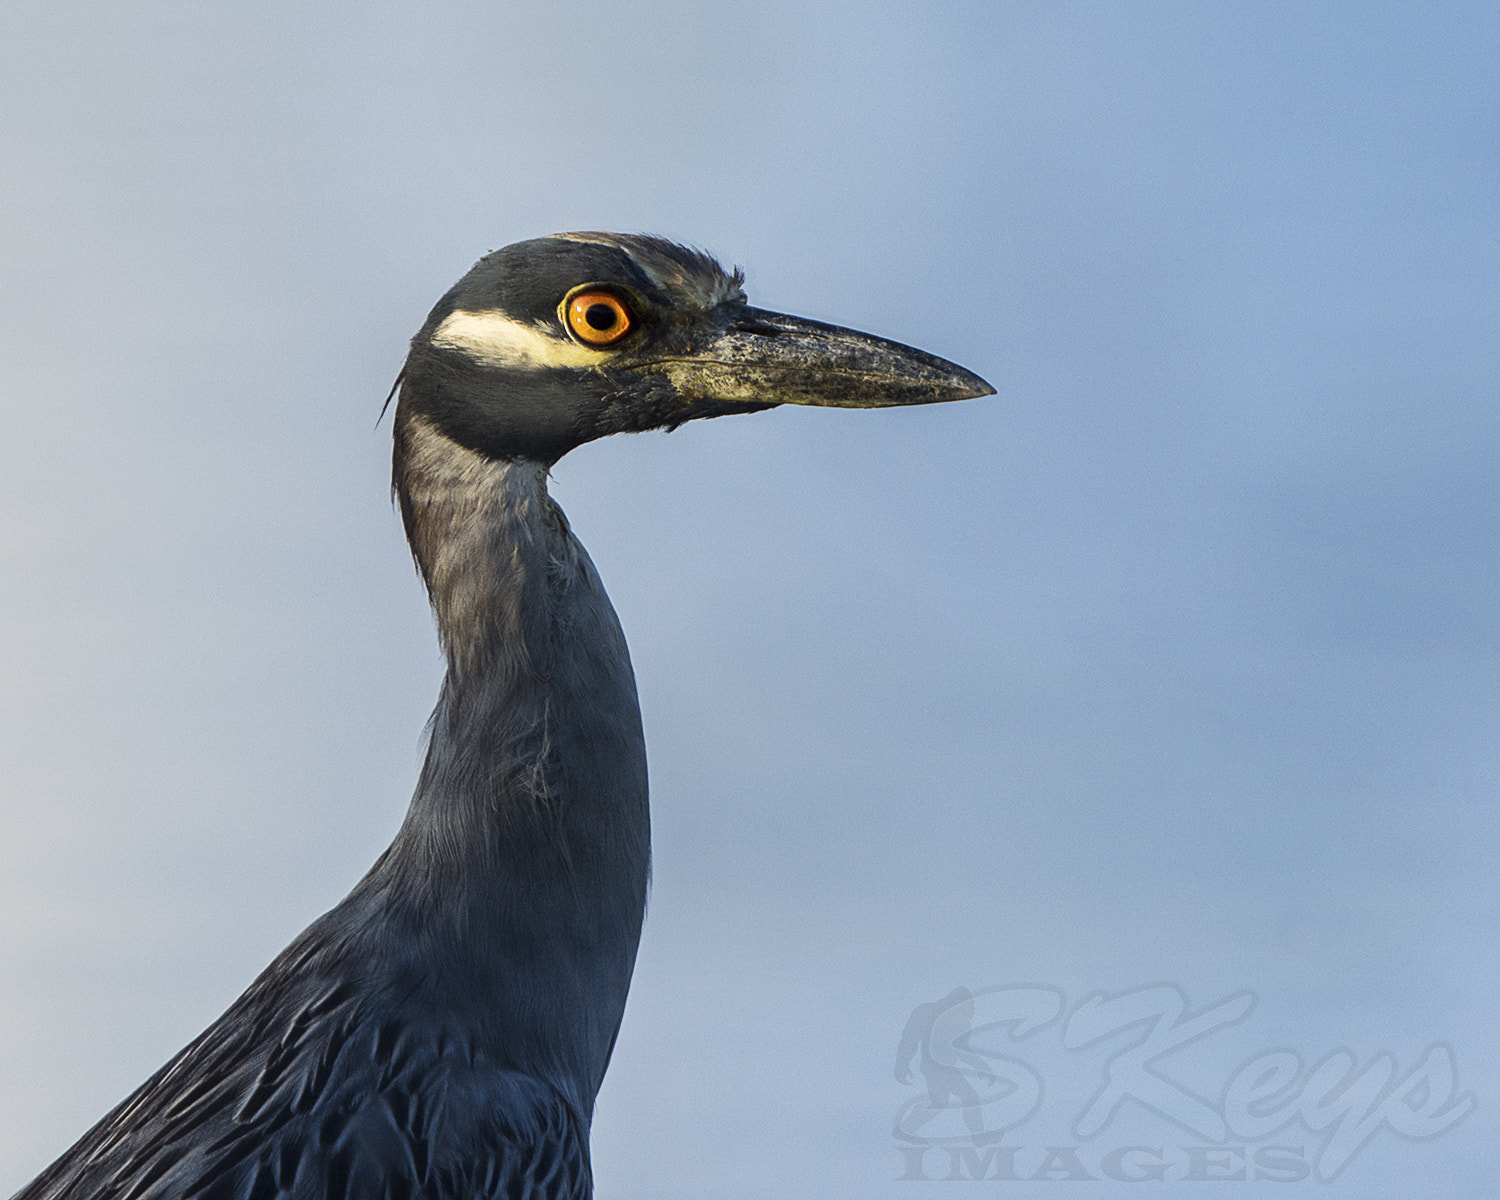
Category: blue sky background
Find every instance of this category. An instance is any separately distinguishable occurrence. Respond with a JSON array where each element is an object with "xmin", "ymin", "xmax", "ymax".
[{"xmin": 1, "ymin": 2, "xmax": 1495, "ymax": 1195}]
